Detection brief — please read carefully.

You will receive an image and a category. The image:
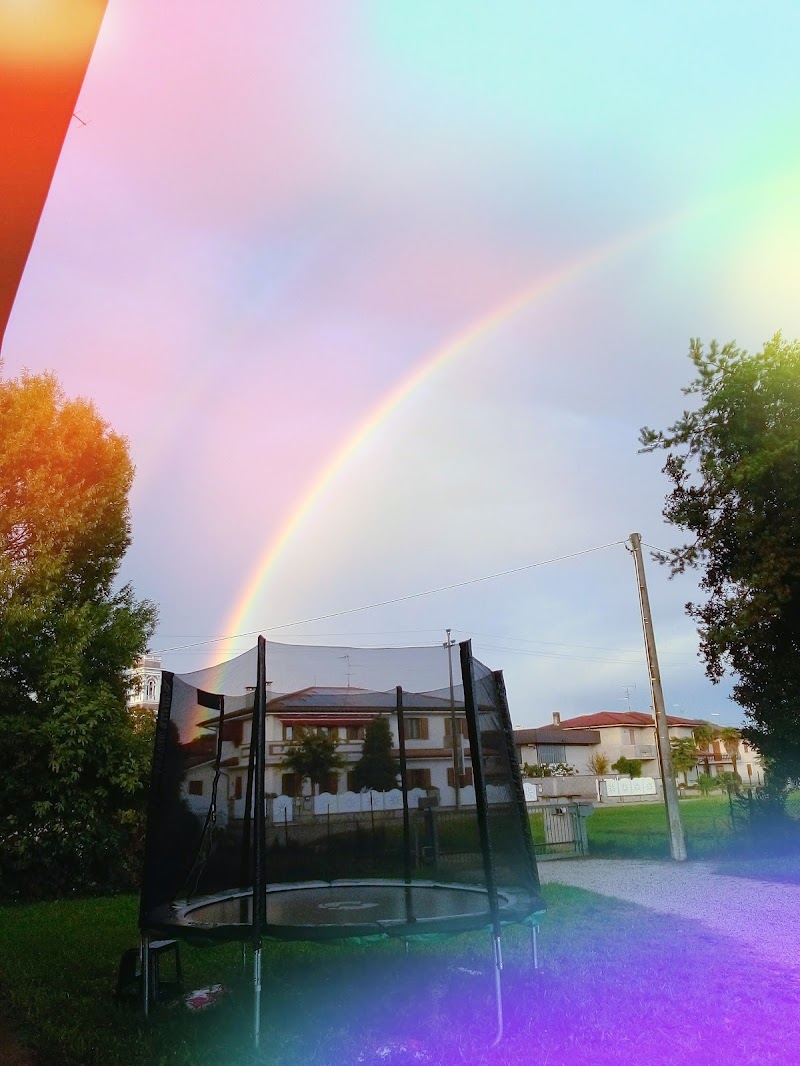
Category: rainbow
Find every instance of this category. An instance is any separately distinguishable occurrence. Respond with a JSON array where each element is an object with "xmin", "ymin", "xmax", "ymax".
[{"xmin": 221, "ymin": 216, "xmax": 676, "ymax": 655}]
